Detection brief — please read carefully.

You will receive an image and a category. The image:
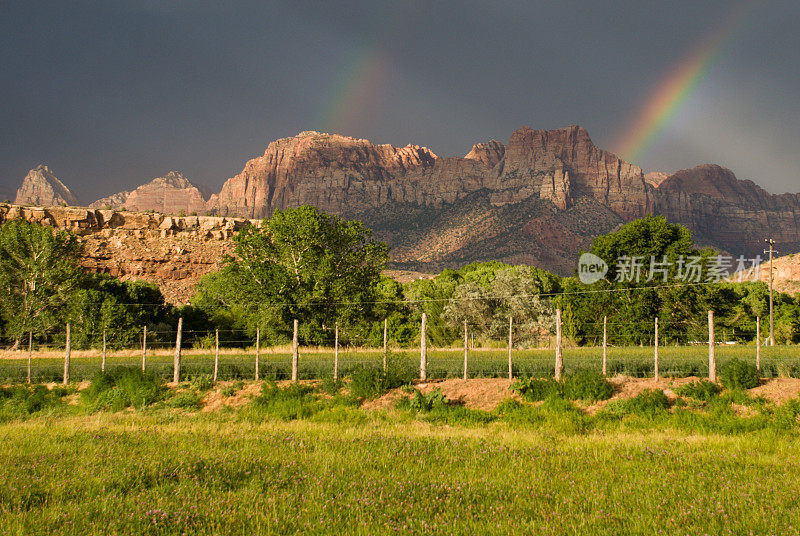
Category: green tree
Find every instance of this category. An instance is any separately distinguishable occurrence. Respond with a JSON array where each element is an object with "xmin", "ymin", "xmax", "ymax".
[
  {"xmin": 560, "ymin": 216, "xmax": 717, "ymax": 345},
  {"xmin": 0, "ymin": 220, "xmax": 85, "ymax": 347},
  {"xmin": 442, "ymin": 265, "xmax": 559, "ymax": 346},
  {"xmin": 67, "ymin": 274, "xmax": 170, "ymax": 349},
  {"xmin": 192, "ymin": 206, "xmax": 389, "ymax": 345}
]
